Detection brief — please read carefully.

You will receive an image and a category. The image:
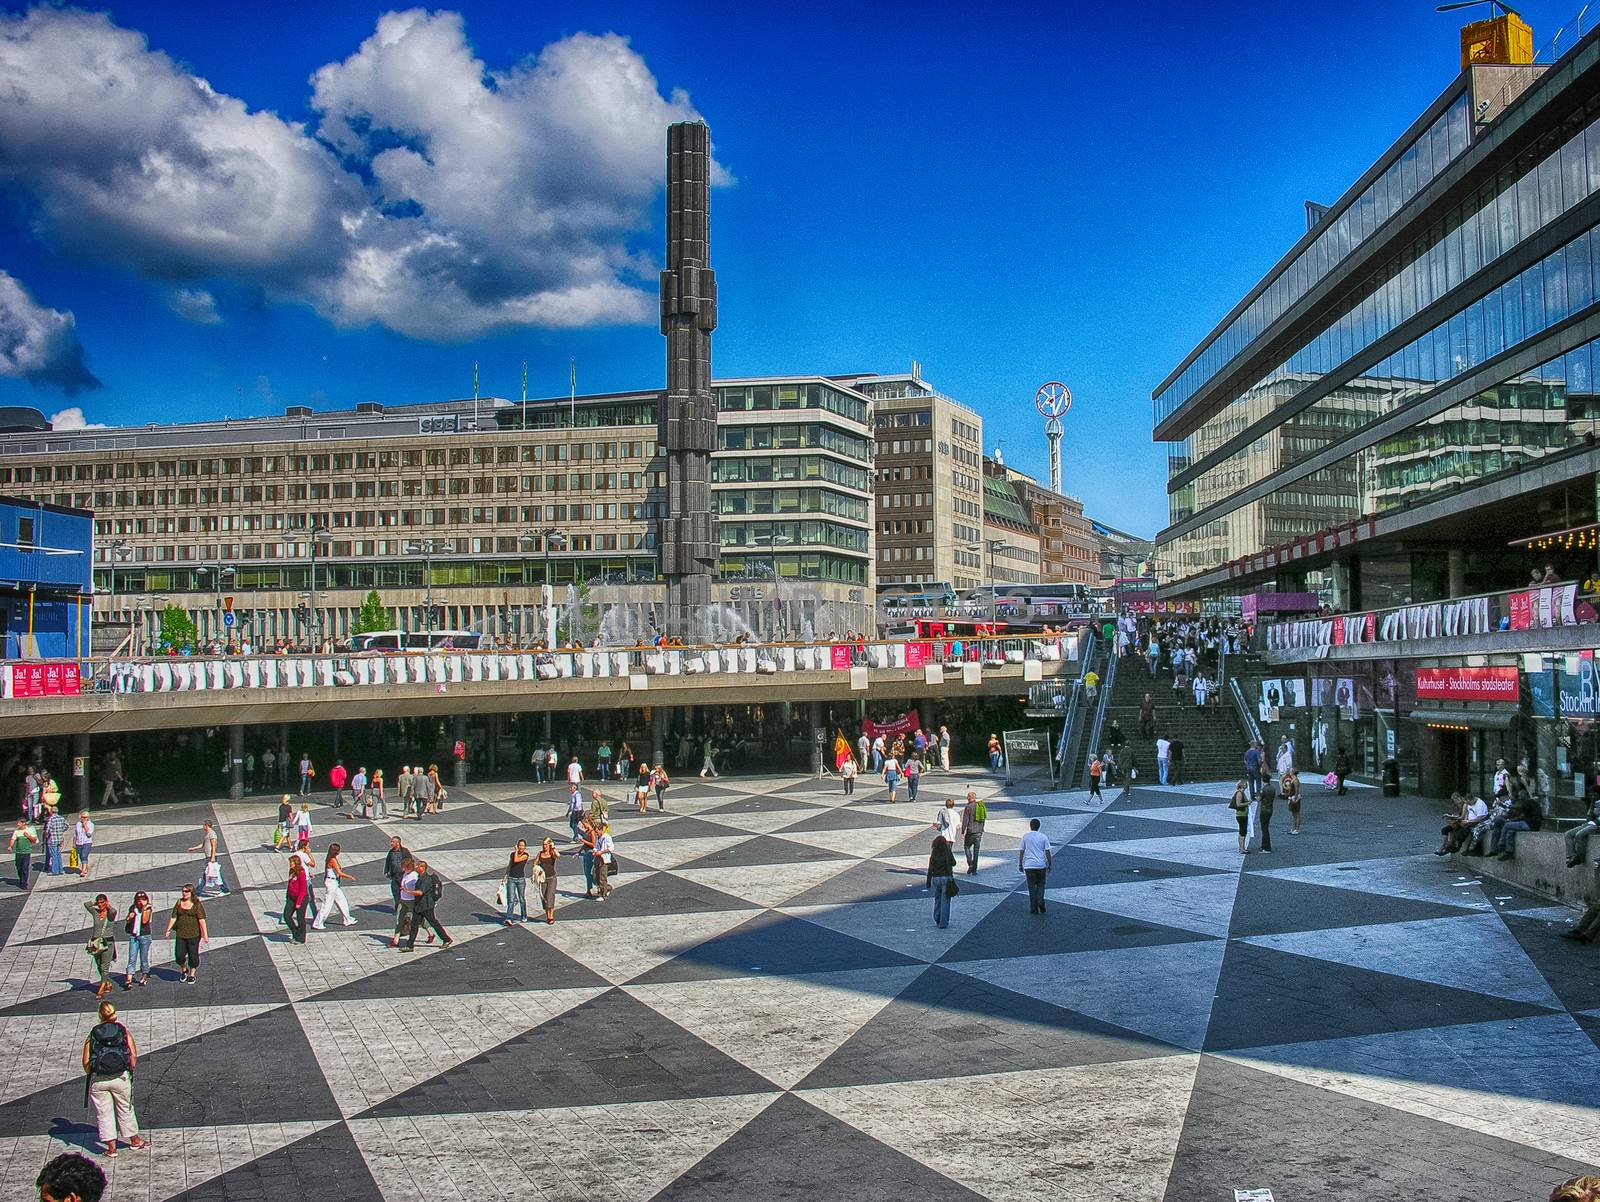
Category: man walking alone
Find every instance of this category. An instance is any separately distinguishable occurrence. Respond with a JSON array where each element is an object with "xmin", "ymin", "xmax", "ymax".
[{"xmin": 1019, "ymin": 817, "xmax": 1053, "ymax": 915}]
